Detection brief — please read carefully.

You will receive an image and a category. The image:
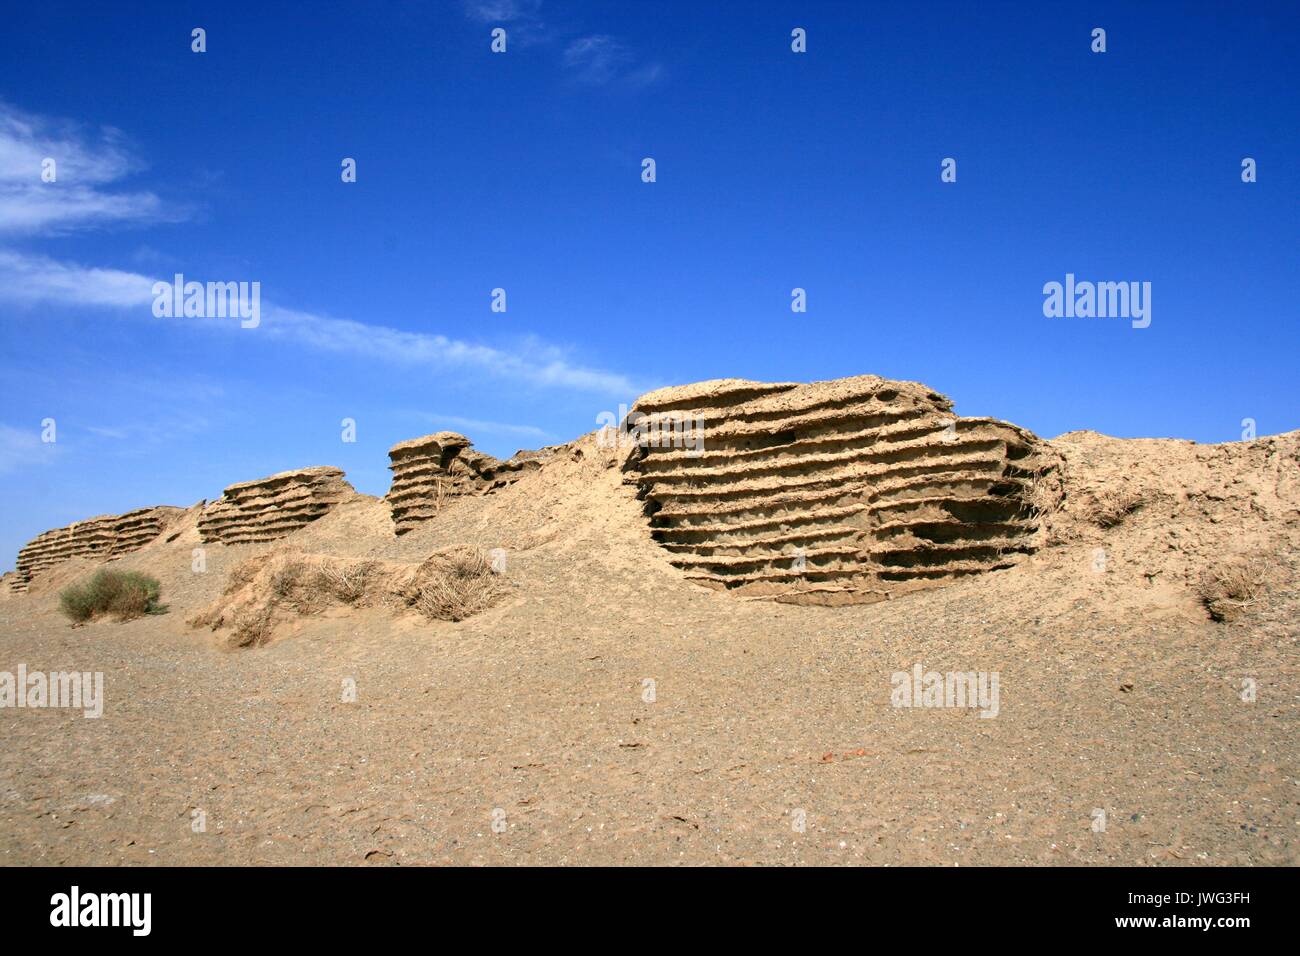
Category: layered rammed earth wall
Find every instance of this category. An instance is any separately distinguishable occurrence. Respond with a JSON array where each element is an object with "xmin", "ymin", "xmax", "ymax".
[
  {"xmin": 12, "ymin": 506, "xmax": 184, "ymax": 592},
  {"xmin": 197, "ymin": 466, "xmax": 354, "ymax": 545},
  {"xmin": 624, "ymin": 375, "xmax": 1057, "ymax": 605},
  {"xmin": 386, "ymin": 431, "xmax": 546, "ymax": 535},
  {"xmin": 10, "ymin": 375, "xmax": 1057, "ymax": 605}
]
